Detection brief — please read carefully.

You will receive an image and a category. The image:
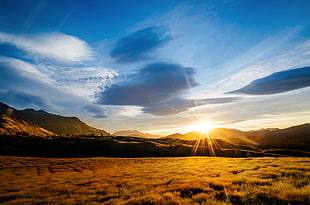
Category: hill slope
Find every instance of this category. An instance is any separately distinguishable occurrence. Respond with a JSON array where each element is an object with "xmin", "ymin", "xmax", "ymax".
[
  {"xmin": 0, "ymin": 114, "xmax": 54, "ymax": 137},
  {"xmin": 0, "ymin": 102, "xmax": 108, "ymax": 135}
]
